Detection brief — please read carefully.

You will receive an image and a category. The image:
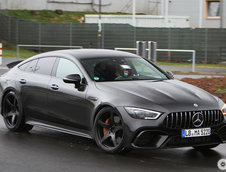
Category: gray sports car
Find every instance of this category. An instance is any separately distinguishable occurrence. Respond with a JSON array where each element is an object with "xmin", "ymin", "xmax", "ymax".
[{"xmin": 0, "ymin": 49, "xmax": 225, "ymax": 153}]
